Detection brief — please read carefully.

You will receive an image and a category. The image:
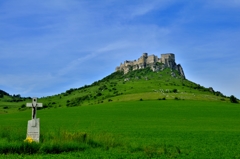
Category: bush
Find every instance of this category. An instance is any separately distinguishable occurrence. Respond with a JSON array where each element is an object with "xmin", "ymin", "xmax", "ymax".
[
  {"xmin": 66, "ymin": 88, "xmax": 75, "ymax": 95},
  {"xmin": 96, "ymin": 92, "xmax": 102, "ymax": 96},
  {"xmin": 230, "ymin": 95, "xmax": 238, "ymax": 103},
  {"xmin": 172, "ymin": 89, "xmax": 177, "ymax": 93},
  {"xmin": 215, "ymin": 91, "xmax": 224, "ymax": 97},
  {"xmin": 20, "ymin": 104, "xmax": 25, "ymax": 108}
]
